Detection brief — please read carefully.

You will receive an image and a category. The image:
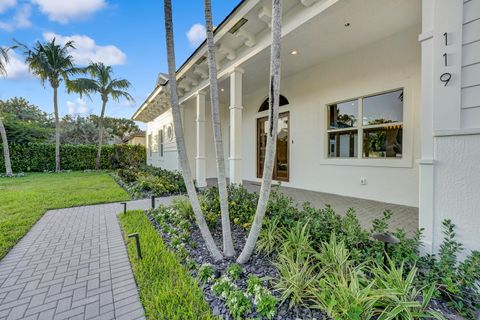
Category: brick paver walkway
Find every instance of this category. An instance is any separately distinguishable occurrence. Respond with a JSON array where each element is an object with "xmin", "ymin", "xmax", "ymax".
[
  {"xmin": 0, "ymin": 198, "xmax": 172, "ymax": 320},
  {"xmin": 243, "ymin": 182, "xmax": 419, "ymax": 236}
]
